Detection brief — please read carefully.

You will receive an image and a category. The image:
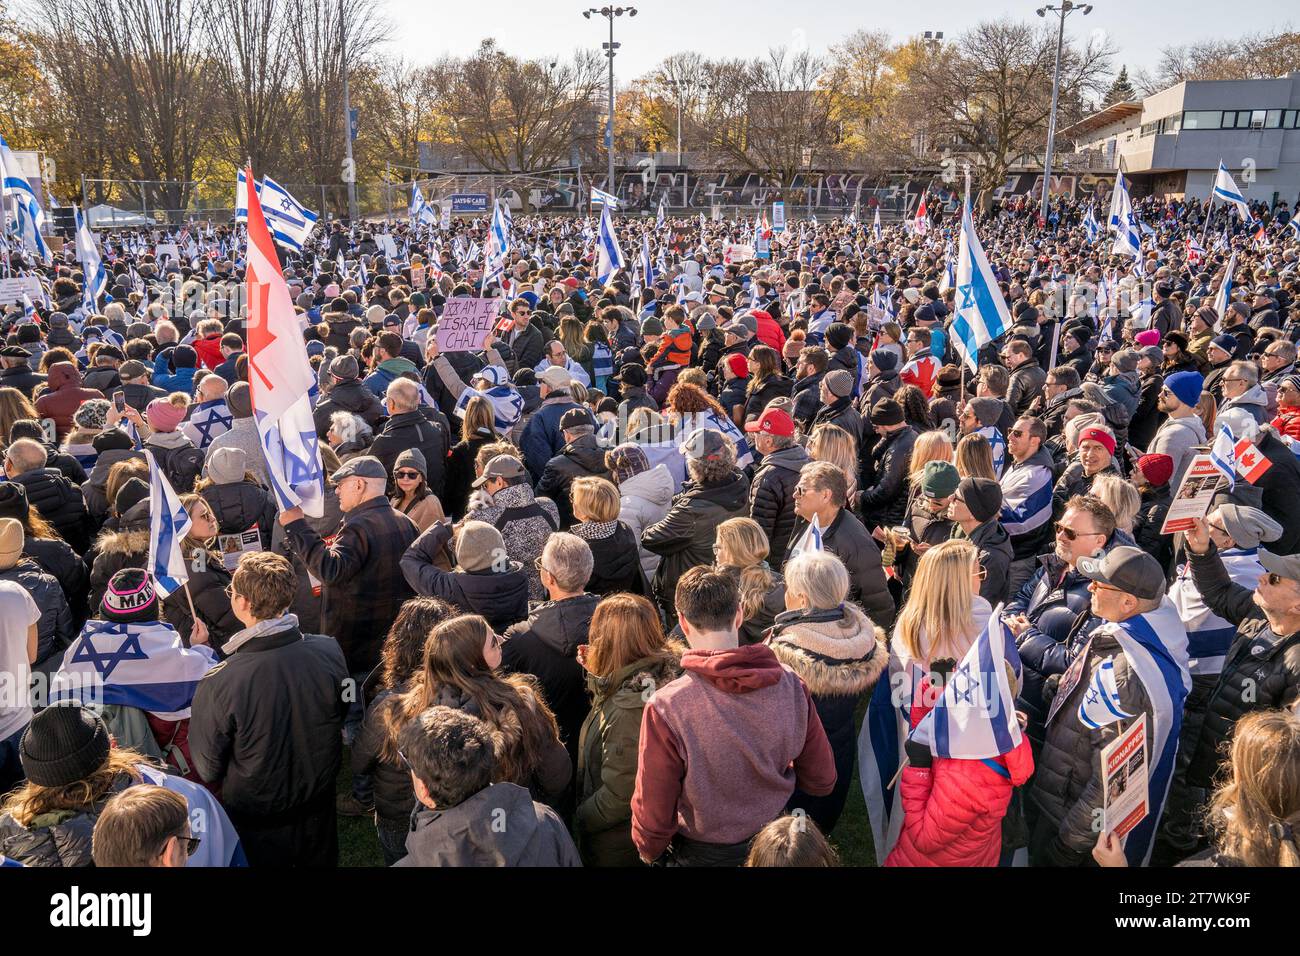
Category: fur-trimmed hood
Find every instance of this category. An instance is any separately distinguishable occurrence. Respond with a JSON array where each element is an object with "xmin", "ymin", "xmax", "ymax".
[
  {"xmin": 588, "ymin": 649, "xmax": 683, "ymax": 710},
  {"xmin": 766, "ymin": 603, "xmax": 888, "ymax": 698}
]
